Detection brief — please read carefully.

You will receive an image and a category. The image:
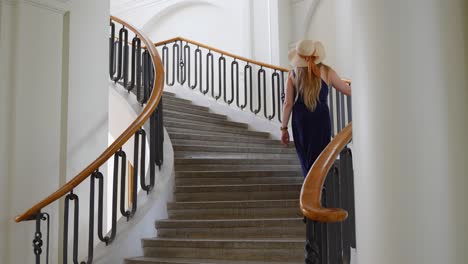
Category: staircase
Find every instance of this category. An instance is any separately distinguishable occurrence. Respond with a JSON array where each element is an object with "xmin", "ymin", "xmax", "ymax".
[{"xmin": 125, "ymin": 91, "xmax": 305, "ymax": 264}]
